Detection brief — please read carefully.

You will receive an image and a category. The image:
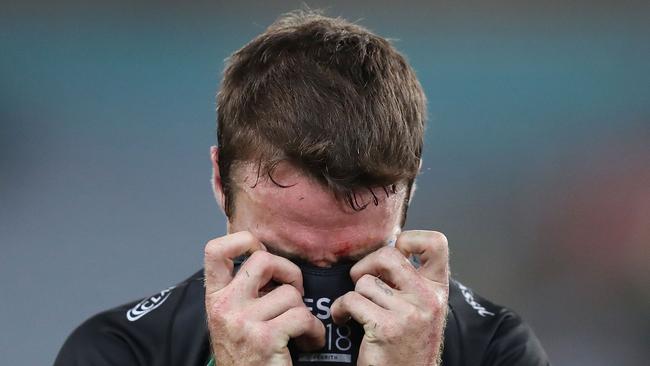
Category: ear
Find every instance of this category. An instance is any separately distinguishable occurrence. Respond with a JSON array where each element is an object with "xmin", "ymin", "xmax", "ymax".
[{"xmin": 210, "ymin": 146, "xmax": 226, "ymax": 213}]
